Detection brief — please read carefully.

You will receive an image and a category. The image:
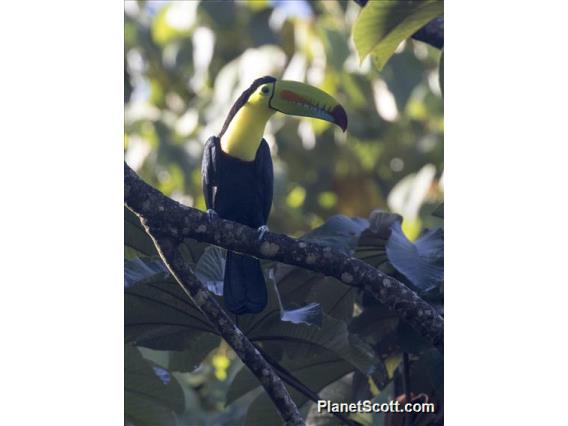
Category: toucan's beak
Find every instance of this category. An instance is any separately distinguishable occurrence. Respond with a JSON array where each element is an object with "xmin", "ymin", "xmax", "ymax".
[{"xmin": 268, "ymin": 80, "xmax": 348, "ymax": 132}]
